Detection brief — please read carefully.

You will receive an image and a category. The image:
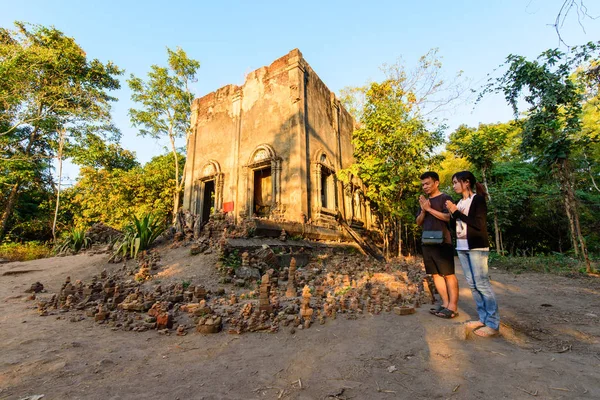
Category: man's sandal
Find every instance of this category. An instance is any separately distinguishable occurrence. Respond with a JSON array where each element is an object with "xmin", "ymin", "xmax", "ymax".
[
  {"xmin": 434, "ymin": 308, "xmax": 459, "ymax": 319},
  {"xmin": 429, "ymin": 305, "xmax": 445, "ymax": 315},
  {"xmin": 465, "ymin": 320, "xmax": 485, "ymax": 330},
  {"xmin": 473, "ymin": 326, "xmax": 499, "ymax": 337}
]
